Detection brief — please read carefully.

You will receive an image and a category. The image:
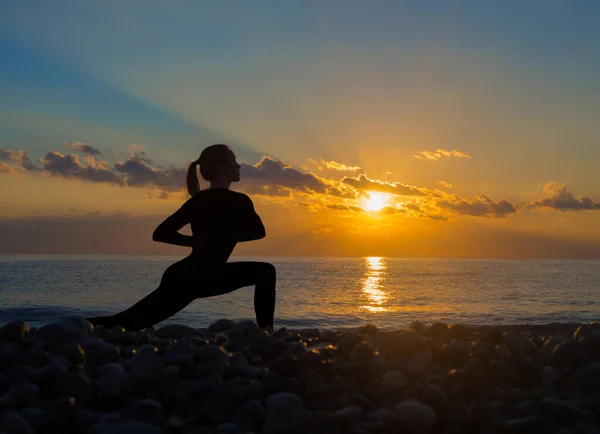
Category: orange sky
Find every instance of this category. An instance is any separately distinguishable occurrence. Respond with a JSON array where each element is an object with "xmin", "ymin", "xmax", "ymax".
[{"xmin": 1, "ymin": 146, "xmax": 600, "ymax": 258}]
